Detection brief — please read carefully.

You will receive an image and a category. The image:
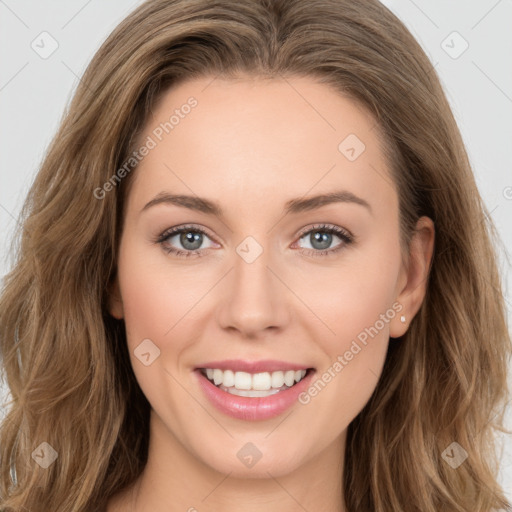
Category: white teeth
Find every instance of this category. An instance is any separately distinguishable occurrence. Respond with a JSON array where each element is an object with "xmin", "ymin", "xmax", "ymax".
[
  {"xmin": 284, "ymin": 370, "xmax": 295, "ymax": 387},
  {"xmin": 223, "ymin": 369, "xmax": 235, "ymax": 387},
  {"xmin": 234, "ymin": 371, "xmax": 252, "ymax": 390},
  {"xmin": 213, "ymin": 369, "xmax": 223, "ymax": 386},
  {"xmin": 223, "ymin": 386, "xmax": 282, "ymax": 397},
  {"xmin": 202, "ymin": 368, "xmax": 308, "ymax": 391},
  {"xmin": 271, "ymin": 371, "xmax": 285, "ymax": 388},
  {"xmin": 252, "ymin": 372, "xmax": 271, "ymax": 391}
]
